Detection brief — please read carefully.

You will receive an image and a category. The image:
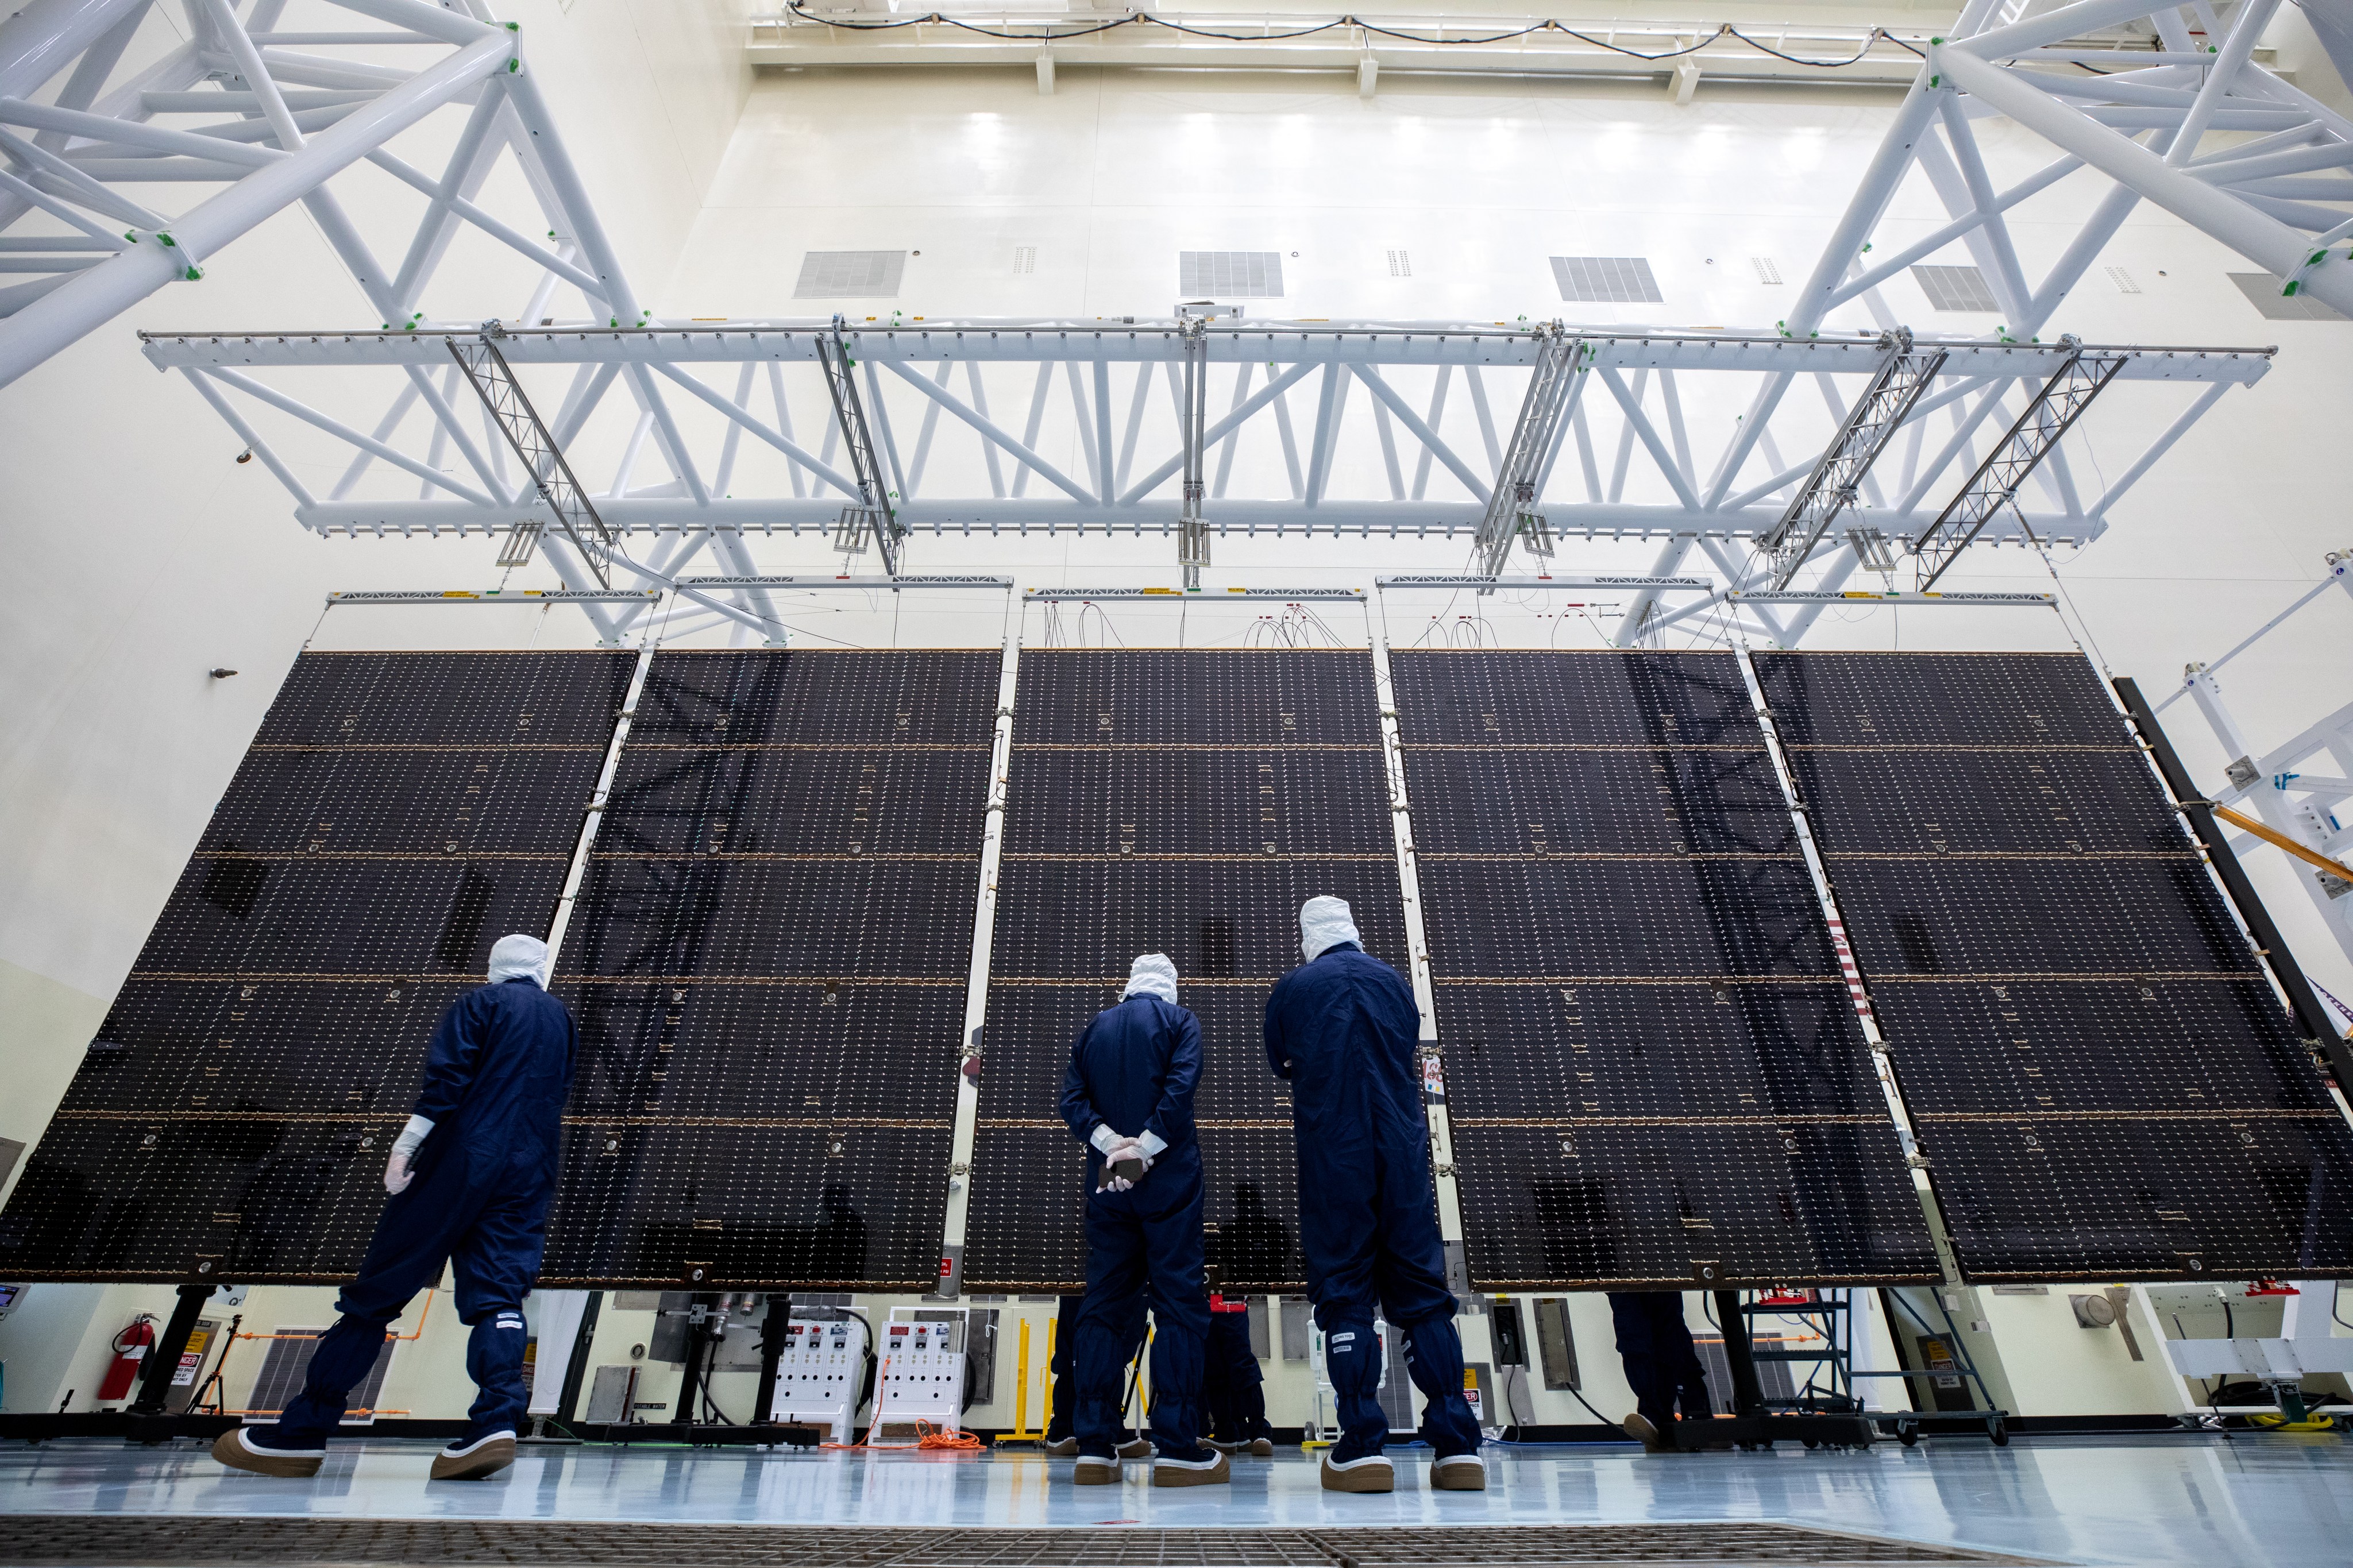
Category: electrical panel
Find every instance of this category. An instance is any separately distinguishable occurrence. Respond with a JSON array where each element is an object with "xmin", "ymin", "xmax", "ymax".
[
  {"xmin": 0, "ymin": 651, "xmax": 633, "ymax": 1281},
  {"xmin": 1391, "ymin": 650, "xmax": 1934, "ymax": 1289},
  {"xmin": 1756, "ymin": 651, "xmax": 2353, "ymax": 1280},
  {"xmin": 962, "ymin": 650, "xmax": 1404, "ymax": 1293},
  {"xmin": 539, "ymin": 650, "xmax": 998, "ymax": 1290},
  {"xmin": 871, "ymin": 1316, "xmax": 965, "ymax": 1435},
  {"xmin": 767, "ymin": 1312, "xmax": 869, "ymax": 1442}
]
